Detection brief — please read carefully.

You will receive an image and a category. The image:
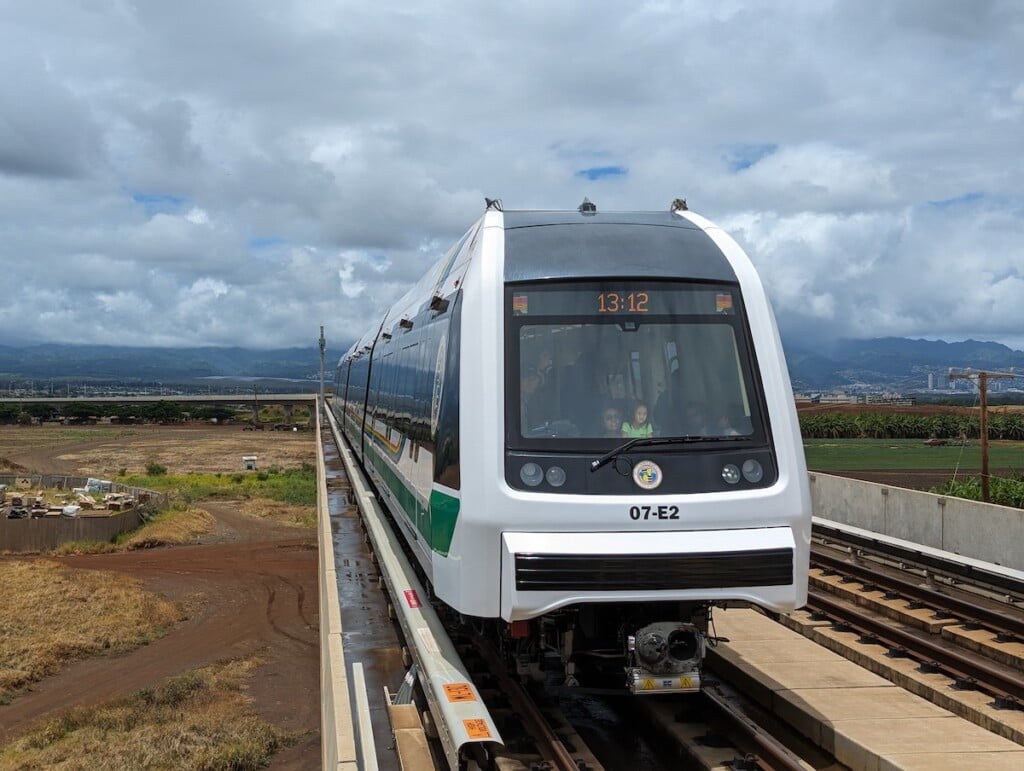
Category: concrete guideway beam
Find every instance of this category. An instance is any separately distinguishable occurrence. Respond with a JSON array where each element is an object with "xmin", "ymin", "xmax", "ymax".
[{"xmin": 323, "ymin": 407, "xmax": 504, "ymax": 770}]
